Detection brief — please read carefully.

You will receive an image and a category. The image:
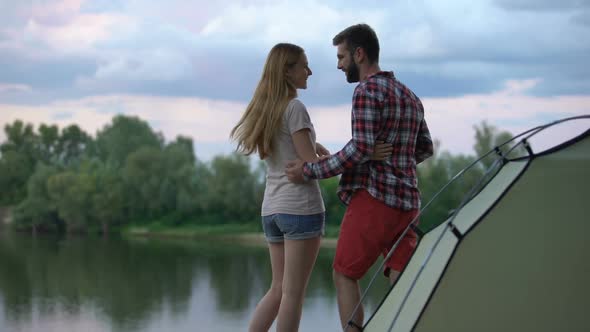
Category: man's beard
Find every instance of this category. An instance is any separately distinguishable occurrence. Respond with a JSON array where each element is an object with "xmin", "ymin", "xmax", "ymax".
[{"xmin": 346, "ymin": 60, "xmax": 360, "ymax": 83}]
